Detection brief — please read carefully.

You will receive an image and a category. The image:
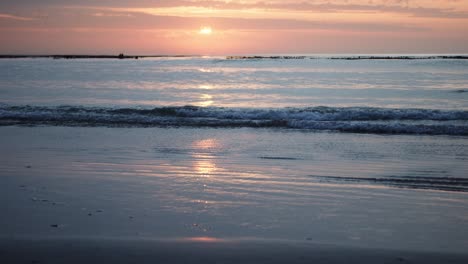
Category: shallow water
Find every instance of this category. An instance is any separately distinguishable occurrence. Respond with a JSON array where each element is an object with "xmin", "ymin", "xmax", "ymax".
[{"xmin": 1, "ymin": 57, "xmax": 467, "ymax": 109}]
